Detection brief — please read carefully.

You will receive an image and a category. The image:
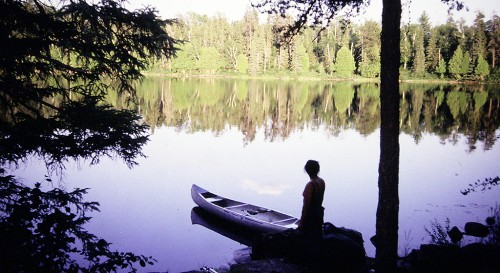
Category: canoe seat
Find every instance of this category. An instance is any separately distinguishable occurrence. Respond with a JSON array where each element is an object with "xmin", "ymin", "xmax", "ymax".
[
  {"xmin": 206, "ymin": 197, "xmax": 223, "ymax": 202},
  {"xmin": 201, "ymin": 192, "xmax": 219, "ymax": 198},
  {"xmin": 272, "ymin": 217, "xmax": 296, "ymax": 224},
  {"xmin": 244, "ymin": 209, "xmax": 270, "ymax": 215},
  {"xmin": 273, "ymin": 218, "xmax": 298, "ymax": 227},
  {"xmin": 212, "ymin": 199, "xmax": 242, "ymax": 208},
  {"xmin": 225, "ymin": 204, "xmax": 247, "ymax": 209}
]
